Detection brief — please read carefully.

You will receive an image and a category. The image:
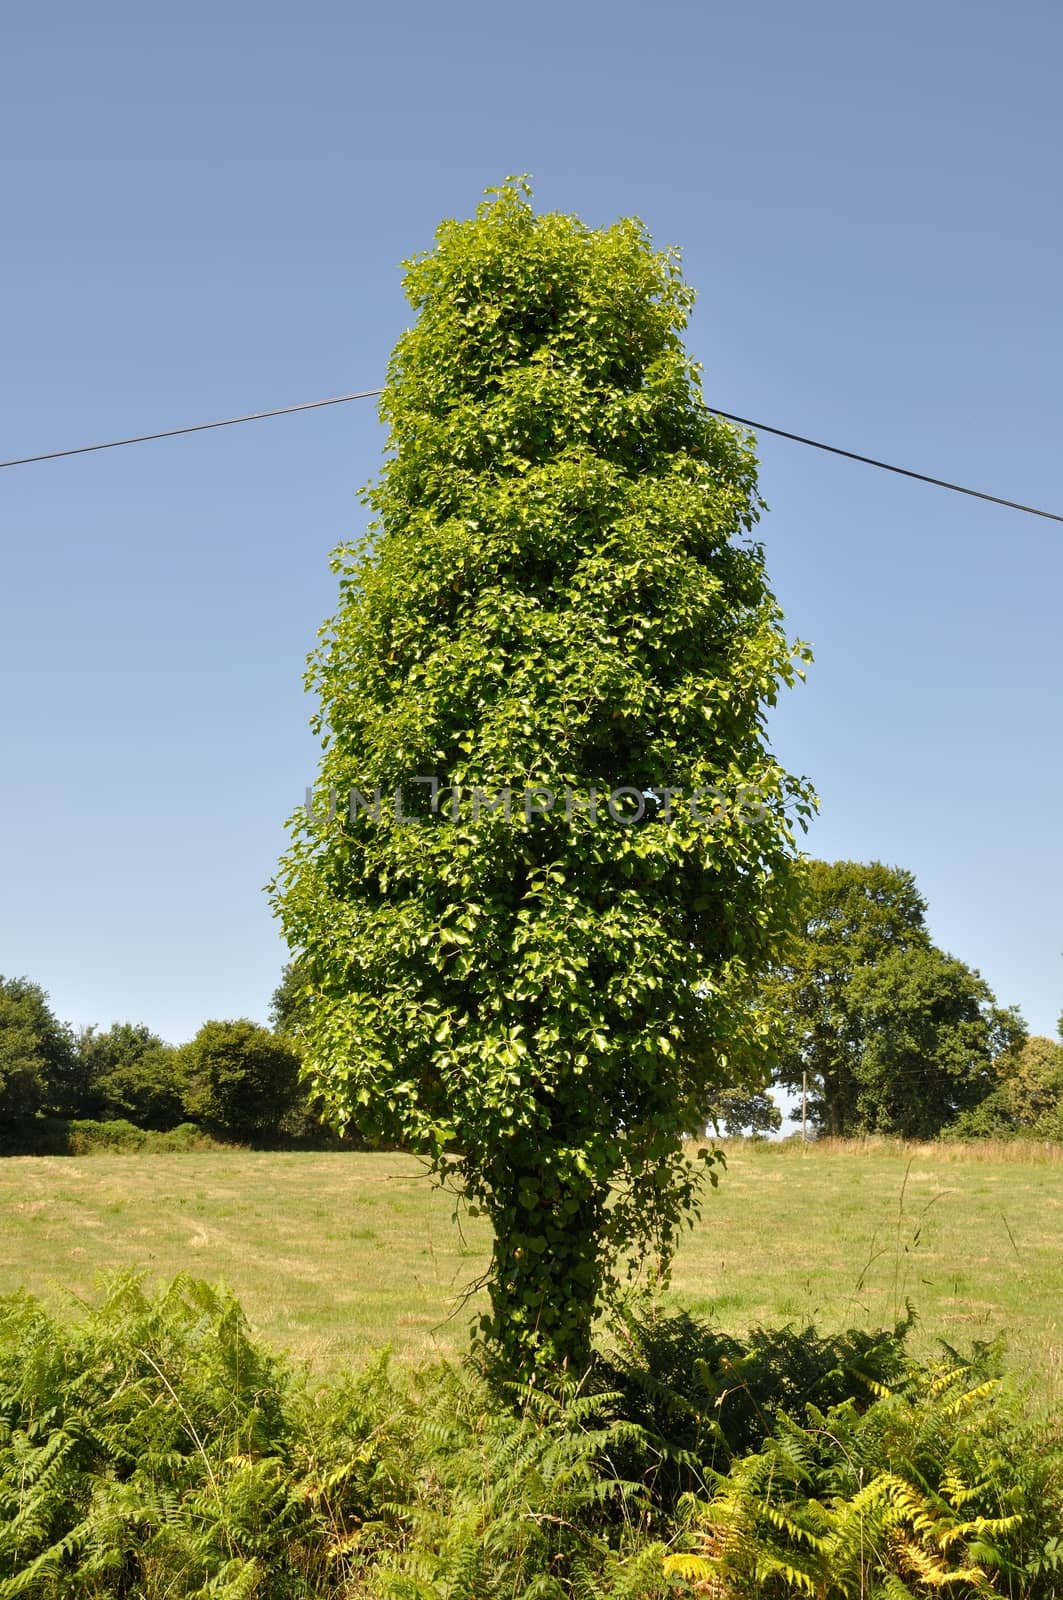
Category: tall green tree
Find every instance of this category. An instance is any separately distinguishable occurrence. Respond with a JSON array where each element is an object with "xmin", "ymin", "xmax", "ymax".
[
  {"xmin": 844, "ymin": 945, "xmax": 1023, "ymax": 1138},
  {"xmin": 272, "ymin": 181, "xmax": 814, "ymax": 1374},
  {"xmin": 0, "ymin": 976, "xmax": 77, "ymax": 1126},
  {"xmin": 768, "ymin": 861, "xmax": 1024, "ymax": 1137},
  {"xmin": 766, "ymin": 861, "xmax": 930, "ymax": 1135}
]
